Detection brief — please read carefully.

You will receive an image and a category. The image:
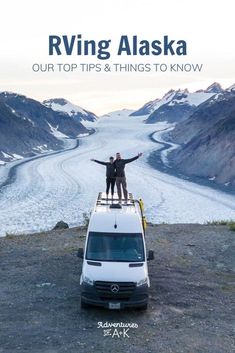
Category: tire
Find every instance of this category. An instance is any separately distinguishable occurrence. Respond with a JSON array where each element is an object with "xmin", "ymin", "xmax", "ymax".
[
  {"xmin": 139, "ymin": 303, "xmax": 148, "ymax": 311},
  {"xmin": 80, "ymin": 298, "xmax": 89, "ymax": 309}
]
